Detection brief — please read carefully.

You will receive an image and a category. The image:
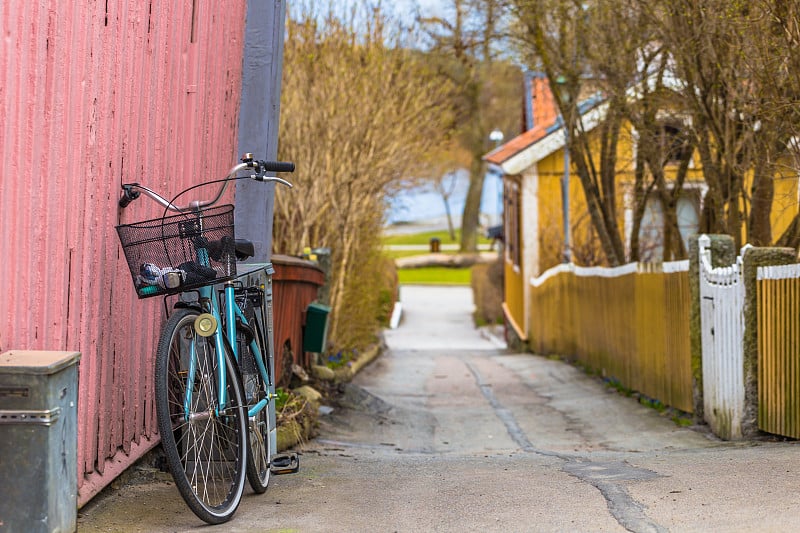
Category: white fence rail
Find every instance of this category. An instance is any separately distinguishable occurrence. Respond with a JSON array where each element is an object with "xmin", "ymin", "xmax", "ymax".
[
  {"xmin": 758, "ymin": 263, "xmax": 800, "ymax": 281},
  {"xmin": 698, "ymin": 235, "xmax": 747, "ymax": 439}
]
